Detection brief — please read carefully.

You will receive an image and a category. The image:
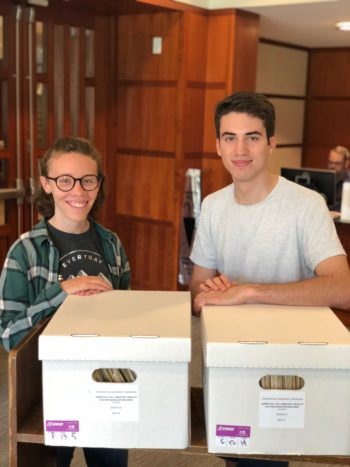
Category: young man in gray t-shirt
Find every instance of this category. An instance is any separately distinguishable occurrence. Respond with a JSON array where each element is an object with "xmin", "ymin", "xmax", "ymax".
[{"xmin": 190, "ymin": 92, "xmax": 350, "ymax": 315}]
